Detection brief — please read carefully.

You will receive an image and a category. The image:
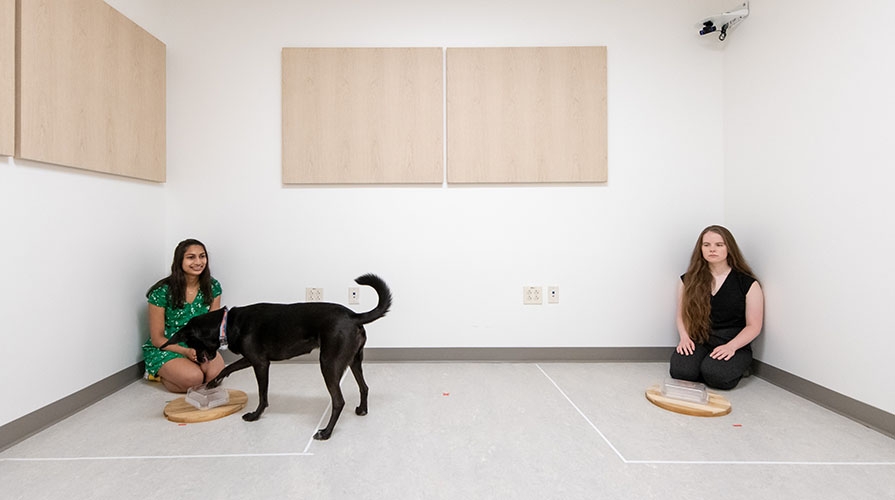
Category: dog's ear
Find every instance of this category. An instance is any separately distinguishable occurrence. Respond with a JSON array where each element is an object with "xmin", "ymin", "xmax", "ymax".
[{"xmin": 158, "ymin": 309, "xmax": 222, "ymax": 351}]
